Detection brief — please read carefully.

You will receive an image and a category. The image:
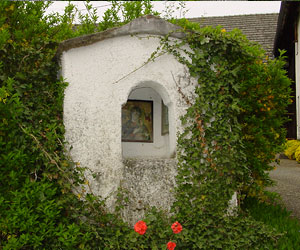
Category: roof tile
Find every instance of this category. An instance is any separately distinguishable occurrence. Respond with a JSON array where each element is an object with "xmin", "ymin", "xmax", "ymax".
[{"xmin": 188, "ymin": 13, "xmax": 279, "ymax": 58}]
